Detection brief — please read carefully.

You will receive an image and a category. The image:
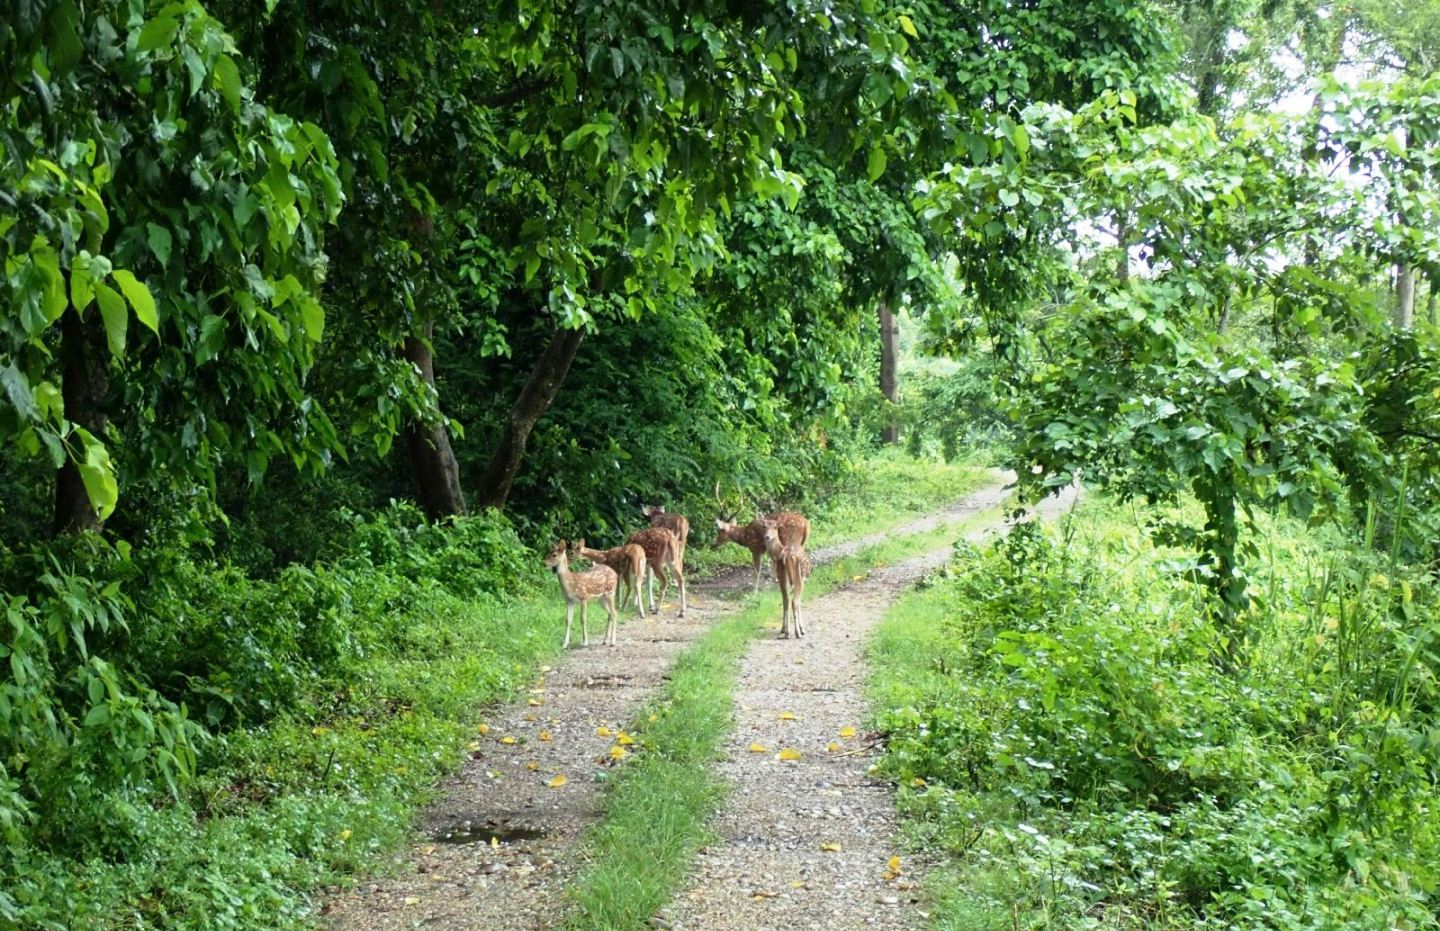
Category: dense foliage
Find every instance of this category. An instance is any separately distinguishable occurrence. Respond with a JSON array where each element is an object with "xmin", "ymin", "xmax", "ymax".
[
  {"xmin": 6, "ymin": 0, "xmax": 1440, "ymax": 925},
  {"xmin": 873, "ymin": 499, "xmax": 1440, "ymax": 928}
]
